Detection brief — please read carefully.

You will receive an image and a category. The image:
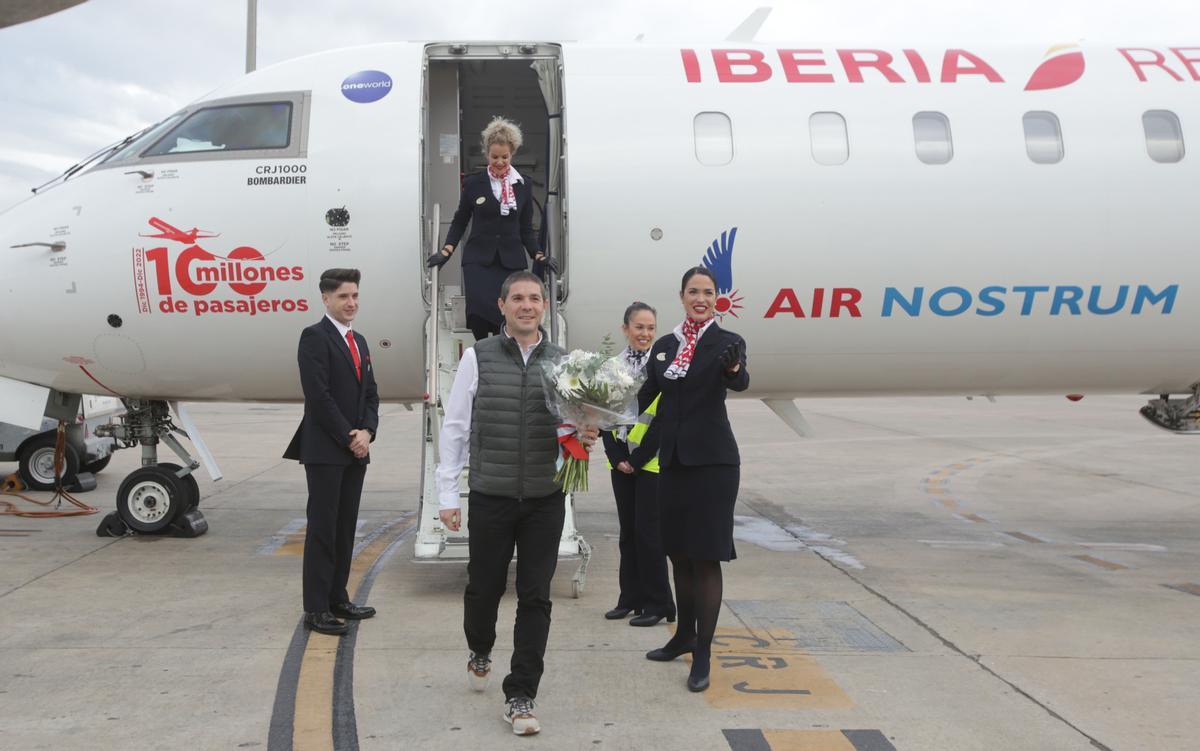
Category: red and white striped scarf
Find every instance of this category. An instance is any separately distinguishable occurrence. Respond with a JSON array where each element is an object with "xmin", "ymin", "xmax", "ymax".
[
  {"xmin": 488, "ymin": 165, "xmax": 517, "ymax": 216},
  {"xmin": 663, "ymin": 317, "xmax": 713, "ymax": 380}
]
